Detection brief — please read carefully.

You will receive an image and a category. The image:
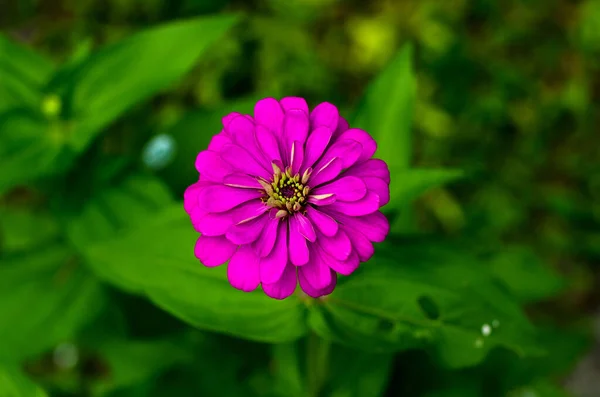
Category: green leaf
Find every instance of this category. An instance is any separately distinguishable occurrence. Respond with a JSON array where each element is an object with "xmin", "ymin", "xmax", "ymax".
[
  {"xmin": 0, "ymin": 34, "xmax": 54, "ymax": 111},
  {"xmin": 0, "ymin": 245, "xmax": 106, "ymax": 362},
  {"xmin": 65, "ymin": 173, "xmax": 175, "ymax": 251},
  {"xmin": 351, "ymin": 44, "xmax": 416, "ymax": 170},
  {"xmin": 308, "ymin": 239, "xmax": 543, "ymax": 368},
  {"xmin": 57, "ymin": 14, "xmax": 240, "ymax": 151},
  {"xmin": 0, "ymin": 207, "xmax": 60, "ymax": 253},
  {"xmin": 0, "ymin": 111, "xmax": 64, "ymax": 194},
  {"xmin": 489, "ymin": 246, "xmax": 565, "ymax": 303},
  {"xmin": 387, "ymin": 168, "xmax": 464, "ymax": 233},
  {"xmin": 72, "ymin": 174, "xmax": 307, "ymax": 343},
  {"xmin": 0, "ymin": 366, "xmax": 48, "ymax": 397},
  {"xmin": 488, "ymin": 324, "xmax": 590, "ymax": 391},
  {"xmin": 350, "ymin": 44, "xmax": 420, "ymax": 232},
  {"xmin": 82, "ymin": 205, "xmax": 307, "ymax": 343},
  {"xmin": 386, "ymin": 168, "xmax": 464, "ymax": 212}
]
